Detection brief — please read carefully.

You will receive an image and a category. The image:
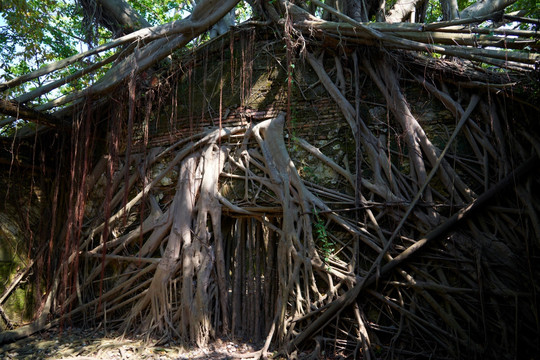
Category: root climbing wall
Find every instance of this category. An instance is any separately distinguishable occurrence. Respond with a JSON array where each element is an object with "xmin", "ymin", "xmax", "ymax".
[{"xmin": 2, "ymin": 27, "xmax": 539, "ymax": 359}]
